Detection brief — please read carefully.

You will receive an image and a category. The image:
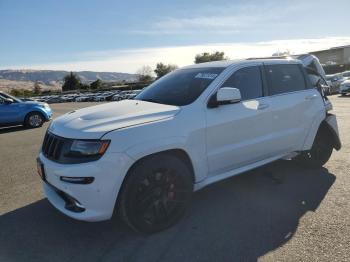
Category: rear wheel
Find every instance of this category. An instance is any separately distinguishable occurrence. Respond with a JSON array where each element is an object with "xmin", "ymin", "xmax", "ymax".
[
  {"xmin": 295, "ymin": 128, "xmax": 333, "ymax": 168},
  {"xmin": 119, "ymin": 154, "xmax": 193, "ymax": 233},
  {"xmin": 25, "ymin": 112, "xmax": 44, "ymax": 128}
]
